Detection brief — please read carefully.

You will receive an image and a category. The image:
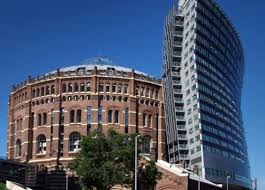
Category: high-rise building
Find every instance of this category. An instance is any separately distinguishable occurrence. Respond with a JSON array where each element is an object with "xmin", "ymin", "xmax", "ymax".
[{"xmin": 162, "ymin": 0, "xmax": 252, "ymax": 189}]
